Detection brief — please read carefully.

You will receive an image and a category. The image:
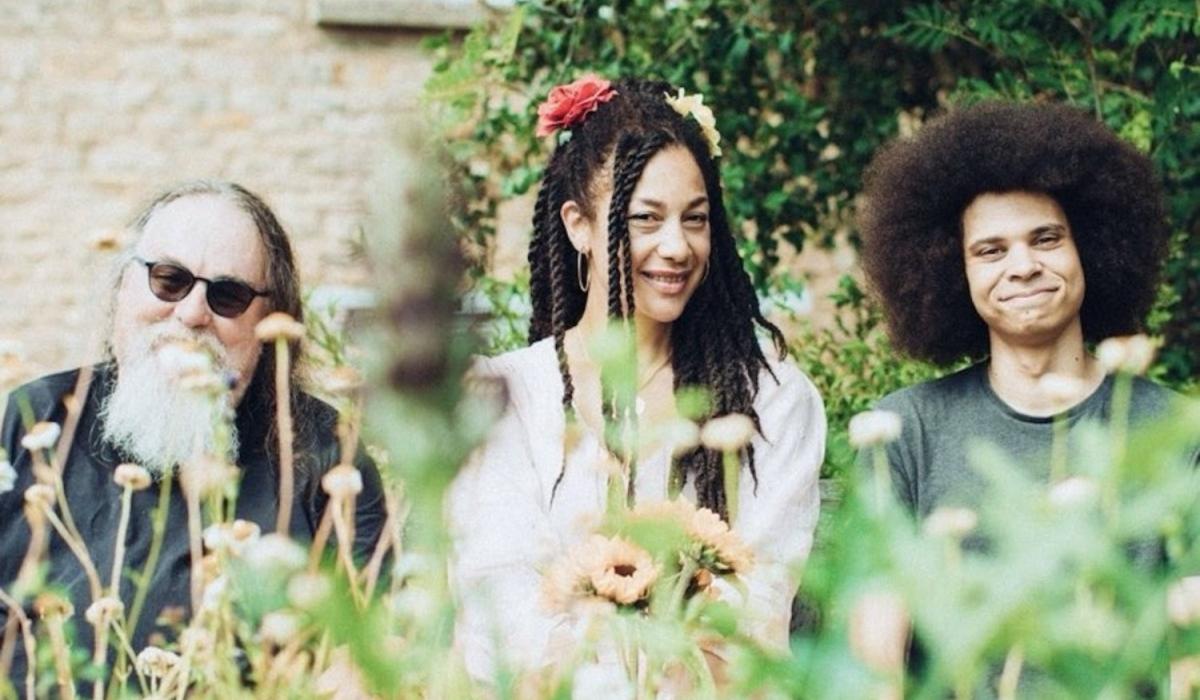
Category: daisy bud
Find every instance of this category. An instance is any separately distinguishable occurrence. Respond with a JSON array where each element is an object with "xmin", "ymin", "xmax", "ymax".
[
  {"xmin": 848, "ymin": 410, "xmax": 902, "ymax": 449},
  {"xmin": 24, "ymin": 483, "xmax": 56, "ymax": 509},
  {"xmin": 1096, "ymin": 334, "xmax": 1157, "ymax": 376},
  {"xmin": 179, "ymin": 627, "xmax": 214, "ymax": 657},
  {"xmin": 1047, "ymin": 476, "xmax": 1099, "ymax": 509},
  {"xmin": 659, "ymin": 417, "xmax": 701, "ymax": 458},
  {"xmin": 700, "ymin": 413, "xmax": 756, "ymax": 453},
  {"xmin": 0, "ymin": 459, "xmax": 16, "ymax": 494},
  {"xmin": 259, "ymin": 611, "xmax": 302, "ymax": 646},
  {"xmin": 180, "ymin": 455, "xmax": 238, "ymax": 499},
  {"xmin": 135, "ymin": 646, "xmax": 182, "ymax": 678},
  {"xmin": 848, "ymin": 589, "xmax": 909, "ymax": 674},
  {"xmin": 34, "ymin": 592, "xmax": 74, "ymax": 618},
  {"xmin": 246, "ymin": 534, "xmax": 307, "ymax": 574},
  {"xmin": 1167, "ymin": 576, "xmax": 1200, "ymax": 627},
  {"xmin": 20, "ymin": 421, "xmax": 61, "ymax": 452},
  {"xmin": 321, "ymin": 464, "xmax": 363, "ymax": 500},
  {"xmin": 1171, "ymin": 656, "xmax": 1200, "ymax": 700},
  {"xmin": 203, "ymin": 519, "xmax": 261, "ymax": 556},
  {"xmin": 255, "ymin": 312, "xmax": 306, "ymax": 343},
  {"xmin": 287, "ymin": 573, "xmax": 332, "ymax": 610},
  {"xmin": 85, "ymin": 597, "xmax": 125, "ymax": 626},
  {"xmin": 114, "ymin": 463, "xmax": 152, "ymax": 491},
  {"xmin": 923, "ymin": 506, "xmax": 978, "ymax": 539}
]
